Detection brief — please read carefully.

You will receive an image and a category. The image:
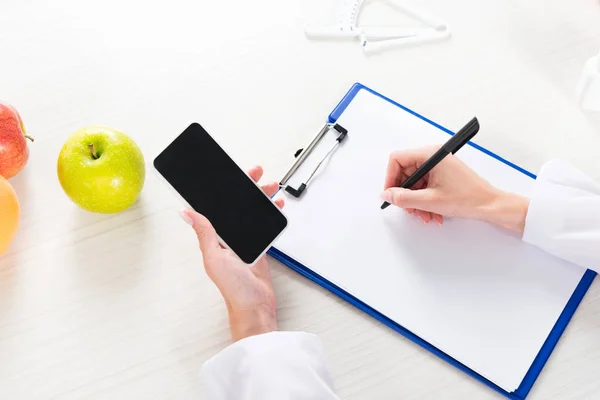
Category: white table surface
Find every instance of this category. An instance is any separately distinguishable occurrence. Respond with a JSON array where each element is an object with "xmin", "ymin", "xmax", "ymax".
[{"xmin": 1, "ymin": 1, "xmax": 600, "ymax": 399}]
